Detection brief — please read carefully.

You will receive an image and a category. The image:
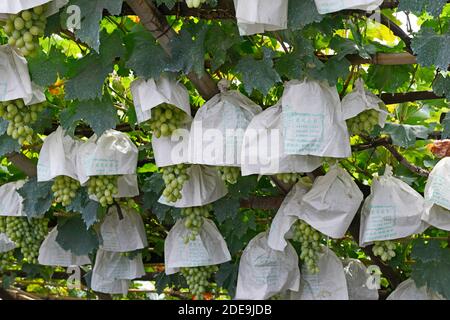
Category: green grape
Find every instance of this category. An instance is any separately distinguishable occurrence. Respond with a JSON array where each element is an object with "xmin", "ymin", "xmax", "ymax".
[
  {"xmin": 292, "ymin": 220, "xmax": 323, "ymax": 274},
  {"xmin": 181, "ymin": 265, "xmax": 218, "ymax": 300},
  {"xmin": 161, "ymin": 164, "xmax": 190, "ymax": 203},
  {"xmin": 87, "ymin": 175, "xmax": 119, "ymax": 207},
  {"xmin": 346, "ymin": 109, "xmax": 379, "ymax": 136},
  {"xmin": 185, "ymin": 0, "xmax": 208, "ymax": 8},
  {"xmin": 149, "ymin": 104, "xmax": 187, "ymax": 138},
  {"xmin": 0, "ymin": 99, "xmax": 45, "ymax": 145},
  {"xmin": 276, "ymin": 173, "xmax": 301, "ymax": 184},
  {"xmin": 372, "ymin": 241, "xmax": 396, "ymax": 262},
  {"xmin": 0, "ymin": 216, "xmax": 48, "ymax": 264},
  {"xmin": 217, "ymin": 166, "xmax": 240, "ymax": 184},
  {"xmin": 2, "ymin": 5, "xmax": 47, "ymax": 57},
  {"xmin": 181, "ymin": 205, "xmax": 212, "ymax": 243},
  {"xmin": 51, "ymin": 176, "xmax": 80, "ymax": 207}
]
